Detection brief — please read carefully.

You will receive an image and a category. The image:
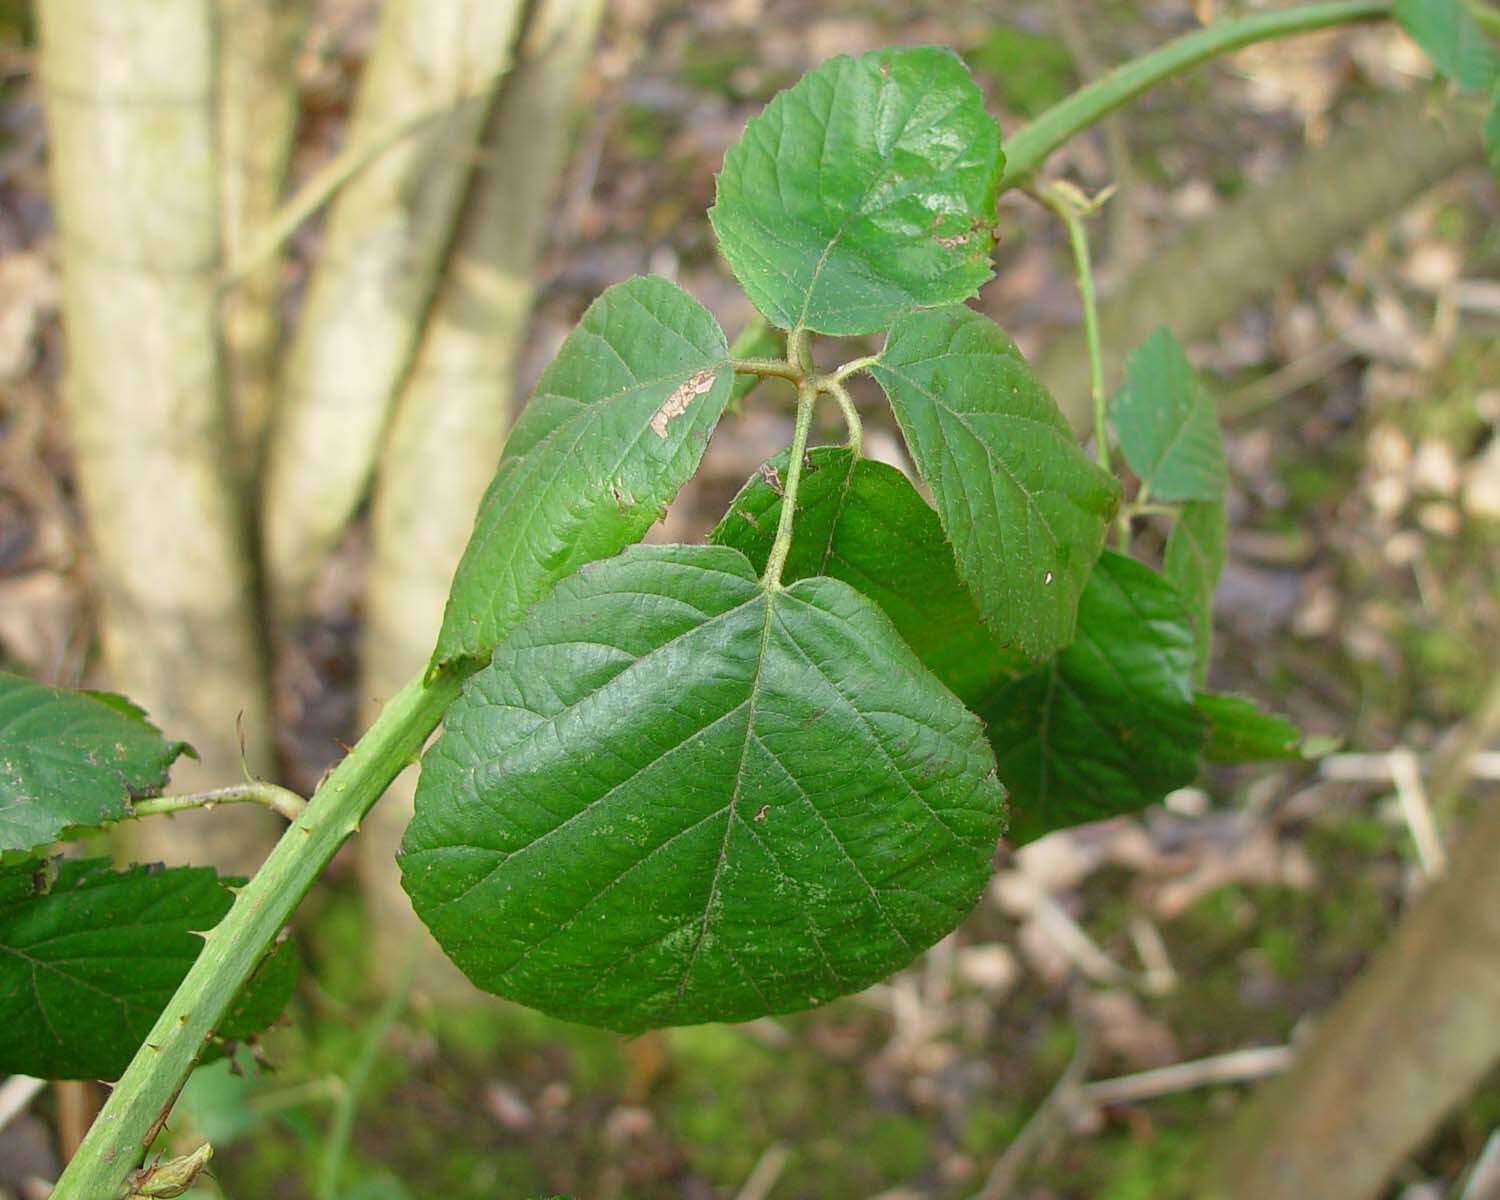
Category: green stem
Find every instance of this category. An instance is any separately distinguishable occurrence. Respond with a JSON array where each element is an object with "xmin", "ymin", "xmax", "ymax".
[
  {"xmin": 822, "ymin": 378, "xmax": 863, "ymax": 457},
  {"xmin": 52, "ymin": 666, "xmax": 467, "ymax": 1200},
  {"xmin": 829, "ymin": 354, "xmax": 880, "ymax": 383},
  {"xmin": 761, "ymin": 382, "xmax": 817, "ymax": 590},
  {"xmin": 999, "ymin": 0, "xmax": 1394, "ymax": 189},
  {"xmin": 130, "ymin": 783, "xmax": 307, "ymax": 823},
  {"xmin": 730, "ymin": 356, "xmax": 803, "ymax": 382},
  {"xmin": 1033, "ymin": 181, "xmax": 1109, "ymax": 471}
]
